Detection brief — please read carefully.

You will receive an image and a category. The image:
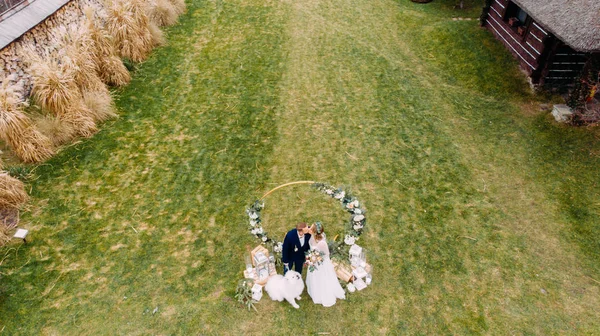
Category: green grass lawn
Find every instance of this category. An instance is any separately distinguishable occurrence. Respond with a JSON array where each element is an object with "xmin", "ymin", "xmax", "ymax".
[{"xmin": 1, "ymin": 0, "xmax": 600, "ymax": 334}]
